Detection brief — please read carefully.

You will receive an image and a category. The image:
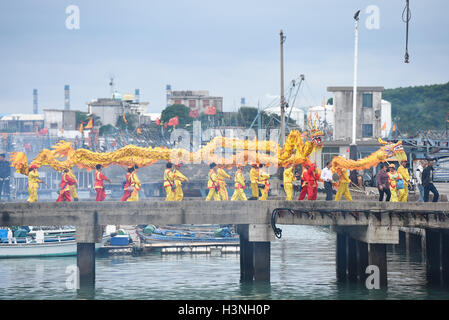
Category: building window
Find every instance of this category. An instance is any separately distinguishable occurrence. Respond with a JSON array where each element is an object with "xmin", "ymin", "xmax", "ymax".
[
  {"xmin": 189, "ymin": 100, "xmax": 196, "ymax": 108},
  {"xmin": 362, "ymin": 93, "xmax": 373, "ymax": 108},
  {"xmin": 321, "ymin": 147, "xmax": 339, "ymax": 168},
  {"xmin": 362, "ymin": 124, "xmax": 373, "ymax": 137},
  {"xmin": 174, "ymin": 100, "xmax": 182, "ymax": 105},
  {"xmin": 202, "ymin": 100, "xmax": 210, "ymax": 108}
]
